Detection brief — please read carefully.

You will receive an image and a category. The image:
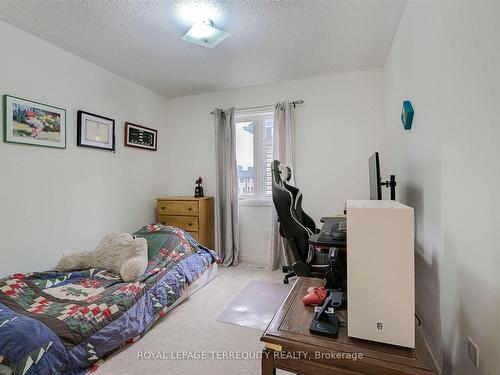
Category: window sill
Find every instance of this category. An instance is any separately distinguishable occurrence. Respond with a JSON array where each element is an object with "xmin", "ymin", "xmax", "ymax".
[{"xmin": 238, "ymin": 199, "xmax": 272, "ymax": 207}]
